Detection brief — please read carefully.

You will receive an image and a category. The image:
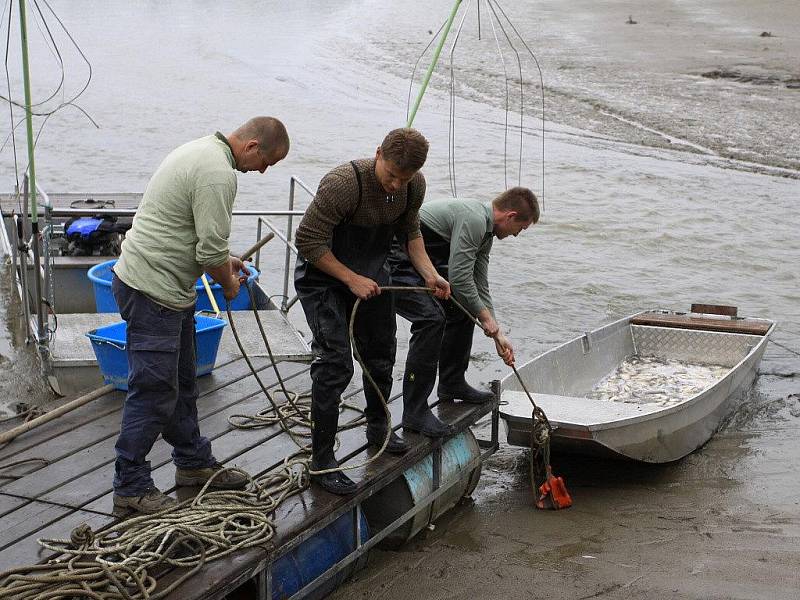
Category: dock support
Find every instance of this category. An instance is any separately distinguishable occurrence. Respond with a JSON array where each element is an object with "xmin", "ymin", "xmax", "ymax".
[
  {"xmin": 256, "ymin": 565, "xmax": 272, "ymax": 600},
  {"xmin": 478, "ymin": 380, "xmax": 501, "ymax": 454}
]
